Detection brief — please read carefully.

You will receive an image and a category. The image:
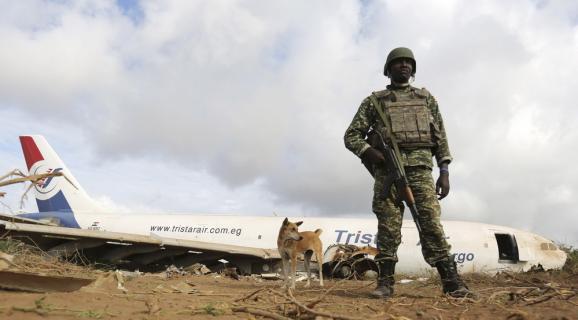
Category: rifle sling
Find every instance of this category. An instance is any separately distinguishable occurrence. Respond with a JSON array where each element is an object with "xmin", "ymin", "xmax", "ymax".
[{"xmin": 369, "ymin": 93, "xmax": 406, "ymax": 177}]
